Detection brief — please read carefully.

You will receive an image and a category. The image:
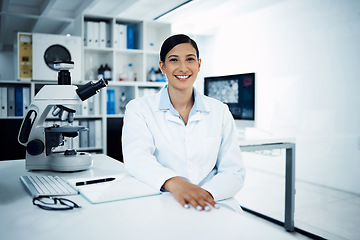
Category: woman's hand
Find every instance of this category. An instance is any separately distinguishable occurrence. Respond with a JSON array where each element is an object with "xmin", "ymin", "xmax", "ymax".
[{"xmin": 162, "ymin": 176, "xmax": 218, "ymax": 211}]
